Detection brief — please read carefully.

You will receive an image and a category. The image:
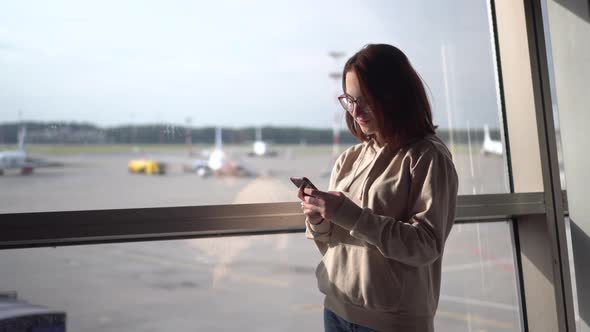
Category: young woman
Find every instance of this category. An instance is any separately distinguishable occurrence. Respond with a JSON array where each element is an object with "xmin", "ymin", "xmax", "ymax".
[{"xmin": 298, "ymin": 44, "xmax": 458, "ymax": 332}]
